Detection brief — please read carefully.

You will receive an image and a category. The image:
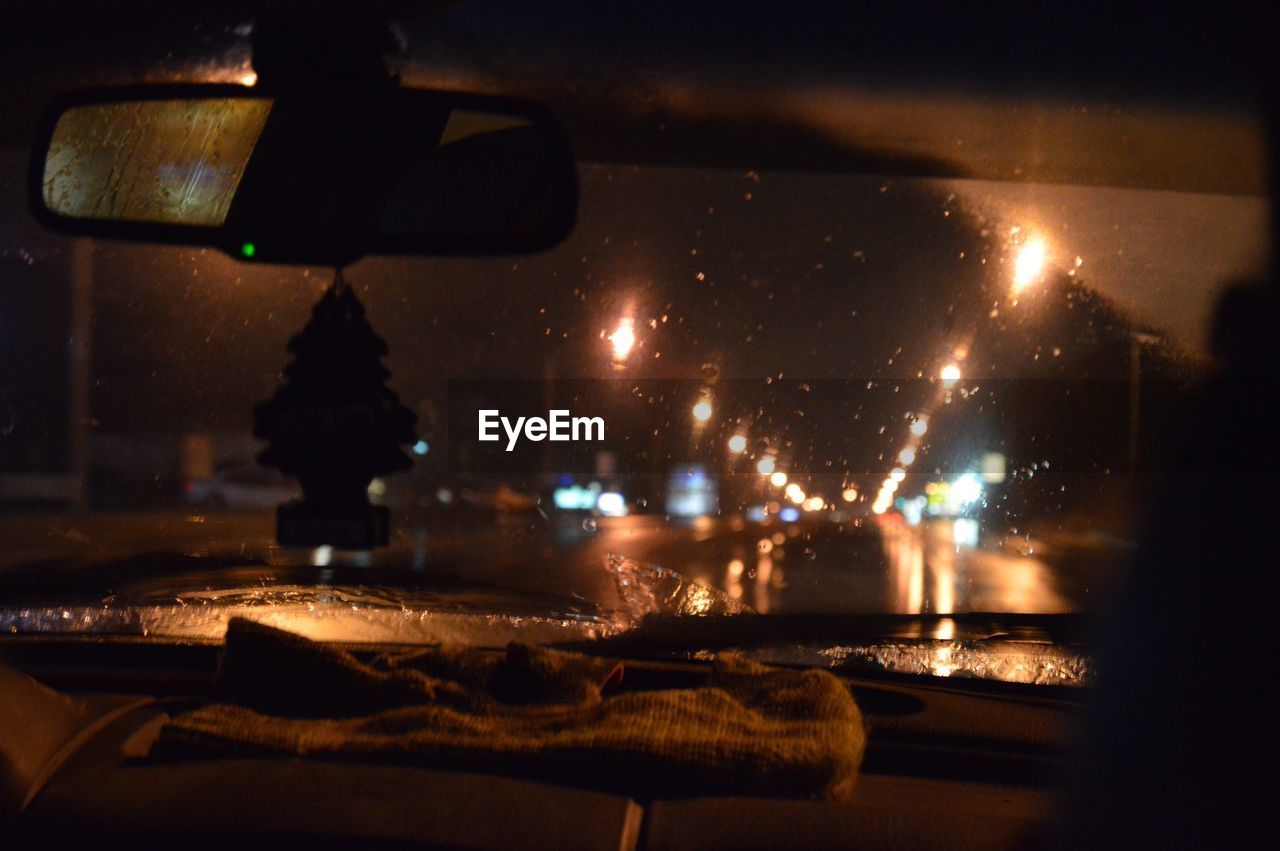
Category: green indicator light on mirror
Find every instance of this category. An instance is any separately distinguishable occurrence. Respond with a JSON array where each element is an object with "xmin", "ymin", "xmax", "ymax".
[{"xmin": 241, "ymin": 242, "xmax": 256, "ymax": 259}]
